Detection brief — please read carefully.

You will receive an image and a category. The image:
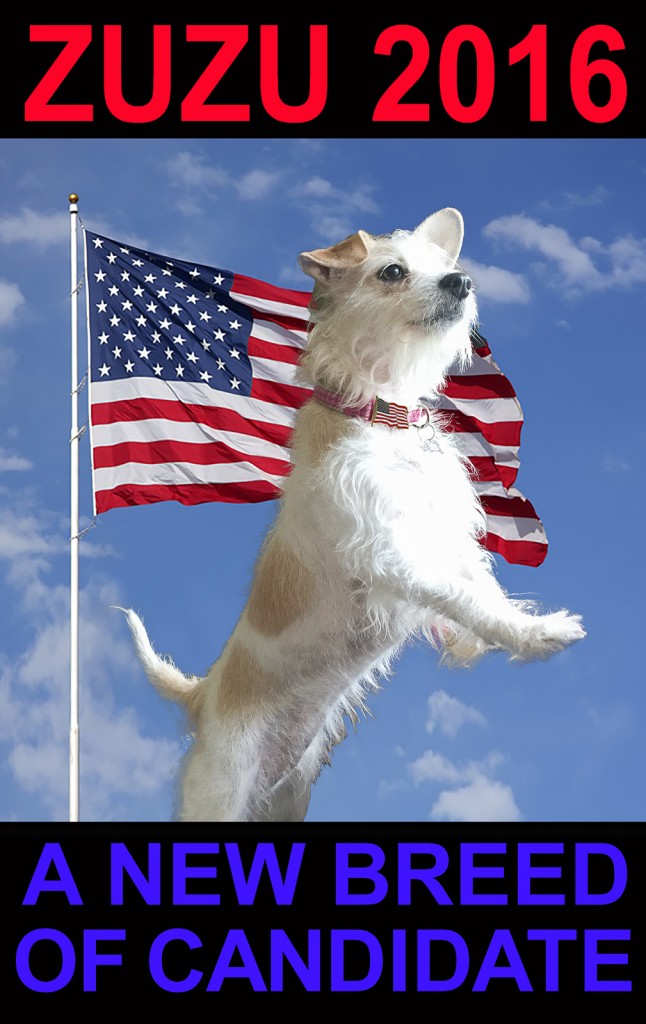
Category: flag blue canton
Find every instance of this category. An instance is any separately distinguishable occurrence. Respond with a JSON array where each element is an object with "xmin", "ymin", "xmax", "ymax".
[{"xmin": 86, "ymin": 231, "xmax": 253, "ymax": 395}]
